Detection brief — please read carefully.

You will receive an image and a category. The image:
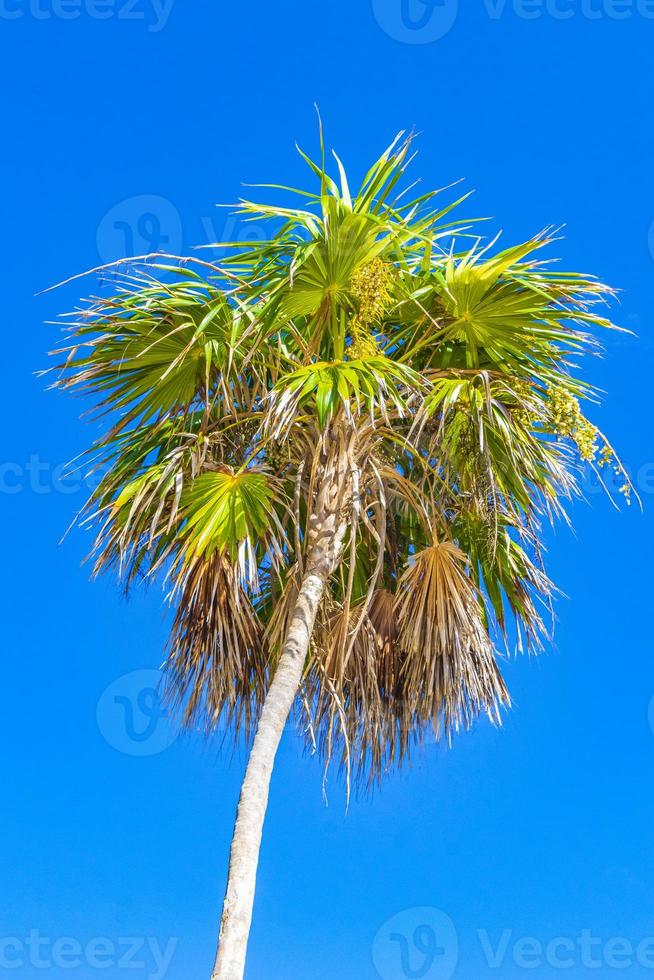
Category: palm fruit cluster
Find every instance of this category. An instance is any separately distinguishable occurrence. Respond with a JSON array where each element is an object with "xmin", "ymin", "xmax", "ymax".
[
  {"xmin": 510, "ymin": 378, "xmax": 540, "ymax": 430},
  {"xmin": 548, "ymin": 385, "xmax": 598, "ymax": 462},
  {"xmin": 548, "ymin": 385, "xmax": 630, "ymax": 502},
  {"xmin": 348, "ymin": 258, "xmax": 391, "ymax": 358}
]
